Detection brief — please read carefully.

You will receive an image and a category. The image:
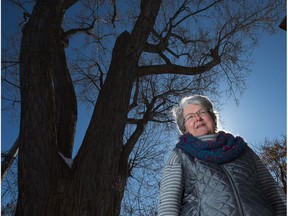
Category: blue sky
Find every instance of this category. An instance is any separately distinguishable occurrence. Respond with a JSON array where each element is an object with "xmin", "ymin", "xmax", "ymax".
[
  {"xmin": 1, "ymin": 3, "xmax": 287, "ymax": 154},
  {"xmin": 218, "ymin": 30, "xmax": 286, "ymax": 148}
]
